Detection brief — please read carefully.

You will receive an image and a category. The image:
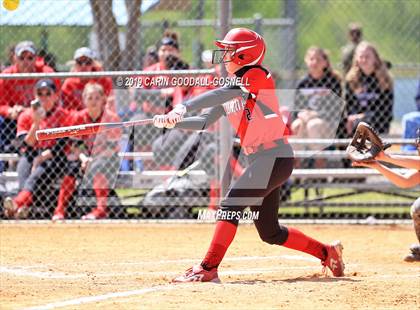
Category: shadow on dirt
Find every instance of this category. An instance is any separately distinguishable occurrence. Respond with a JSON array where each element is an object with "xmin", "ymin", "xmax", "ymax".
[{"xmin": 226, "ymin": 273, "xmax": 361, "ymax": 285}]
